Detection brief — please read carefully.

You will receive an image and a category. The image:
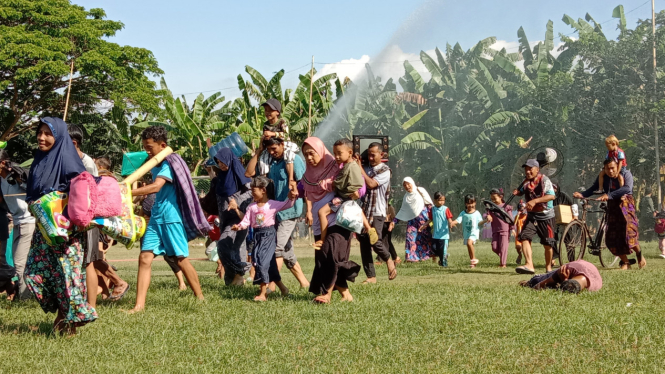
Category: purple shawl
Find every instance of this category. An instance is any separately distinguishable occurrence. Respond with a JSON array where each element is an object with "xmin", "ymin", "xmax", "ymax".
[{"xmin": 165, "ymin": 154, "xmax": 211, "ymax": 241}]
